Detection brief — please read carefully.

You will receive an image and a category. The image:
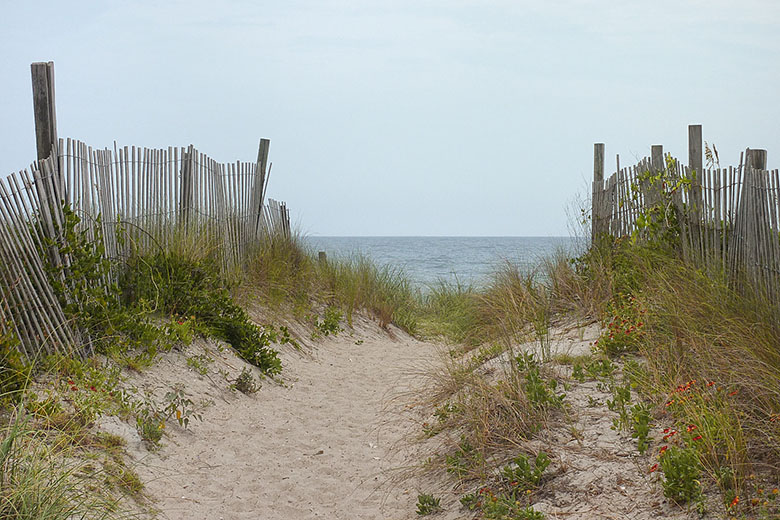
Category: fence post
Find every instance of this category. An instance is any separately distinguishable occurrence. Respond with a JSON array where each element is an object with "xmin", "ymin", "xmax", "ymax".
[
  {"xmin": 688, "ymin": 125, "xmax": 703, "ymax": 258},
  {"xmin": 180, "ymin": 145, "xmax": 194, "ymax": 228},
  {"xmin": 747, "ymin": 149, "xmax": 767, "ymax": 170},
  {"xmin": 688, "ymin": 124, "xmax": 702, "ymax": 204},
  {"xmin": 318, "ymin": 251, "xmax": 327, "ymax": 263},
  {"xmin": 592, "ymin": 143, "xmax": 605, "ymax": 242},
  {"xmin": 647, "ymin": 145, "xmax": 664, "ymax": 207},
  {"xmin": 254, "ymin": 138, "xmax": 270, "ymax": 235},
  {"xmin": 31, "ymin": 62, "xmax": 58, "ymax": 162}
]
